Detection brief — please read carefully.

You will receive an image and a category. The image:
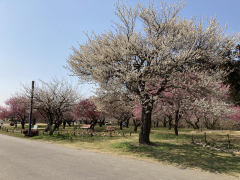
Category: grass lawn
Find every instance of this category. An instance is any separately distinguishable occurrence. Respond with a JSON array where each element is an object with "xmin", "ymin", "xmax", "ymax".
[{"xmin": 0, "ymin": 123, "xmax": 240, "ymax": 178}]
